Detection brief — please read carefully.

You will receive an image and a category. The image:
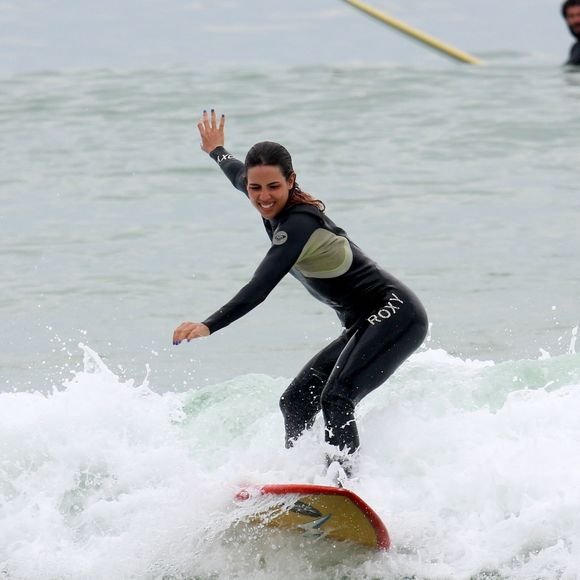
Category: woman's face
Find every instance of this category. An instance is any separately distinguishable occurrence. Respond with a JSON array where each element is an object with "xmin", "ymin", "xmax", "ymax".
[{"xmin": 246, "ymin": 165, "xmax": 294, "ymax": 219}]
